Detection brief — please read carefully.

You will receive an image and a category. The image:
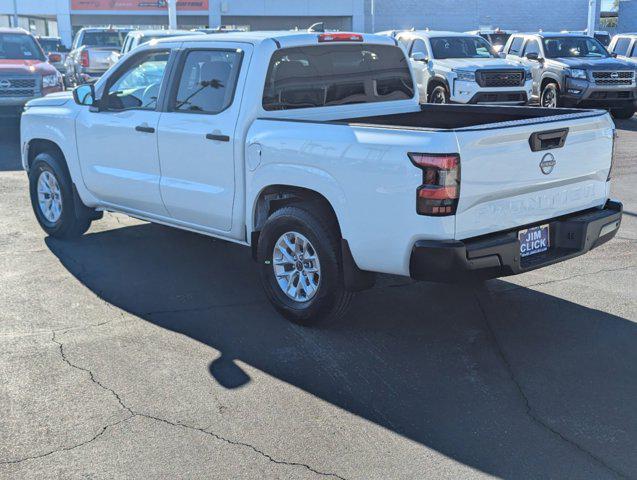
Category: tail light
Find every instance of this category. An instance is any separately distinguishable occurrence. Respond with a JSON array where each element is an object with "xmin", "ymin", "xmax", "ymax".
[
  {"xmin": 48, "ymin": 53, "xmax": 62, "ymax": 63},
  {"xmin": 318, "ymin": 33, "xmax": 363, "ymax": 43},
  {"xmin": 409, "ymin": 153, "xmax": 460, "ymax": 216},
  {"xmin": 80, "ymin": 50, "xmax": 89, "ymax": 68}
]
